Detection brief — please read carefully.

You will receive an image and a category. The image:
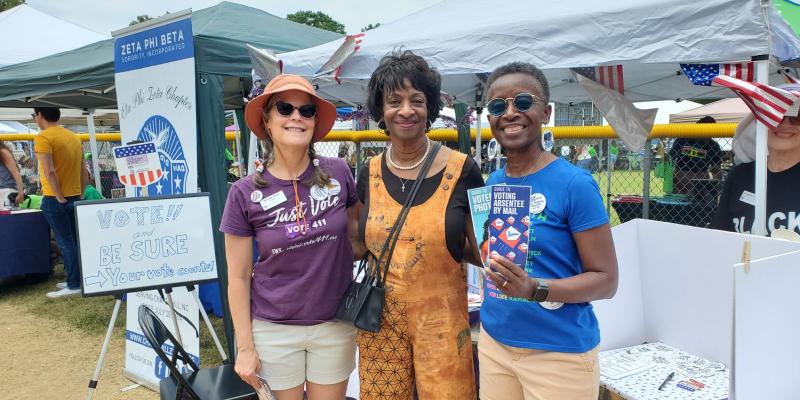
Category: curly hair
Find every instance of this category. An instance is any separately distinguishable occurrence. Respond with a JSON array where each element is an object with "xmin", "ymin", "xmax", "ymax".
[
  {"xmin": 366, "ymin": 50, "xmax": 442, "ymax": 133},
  {"xmin": 484, "ymin": 62, "xmax": 550, "ymax": 103}
]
